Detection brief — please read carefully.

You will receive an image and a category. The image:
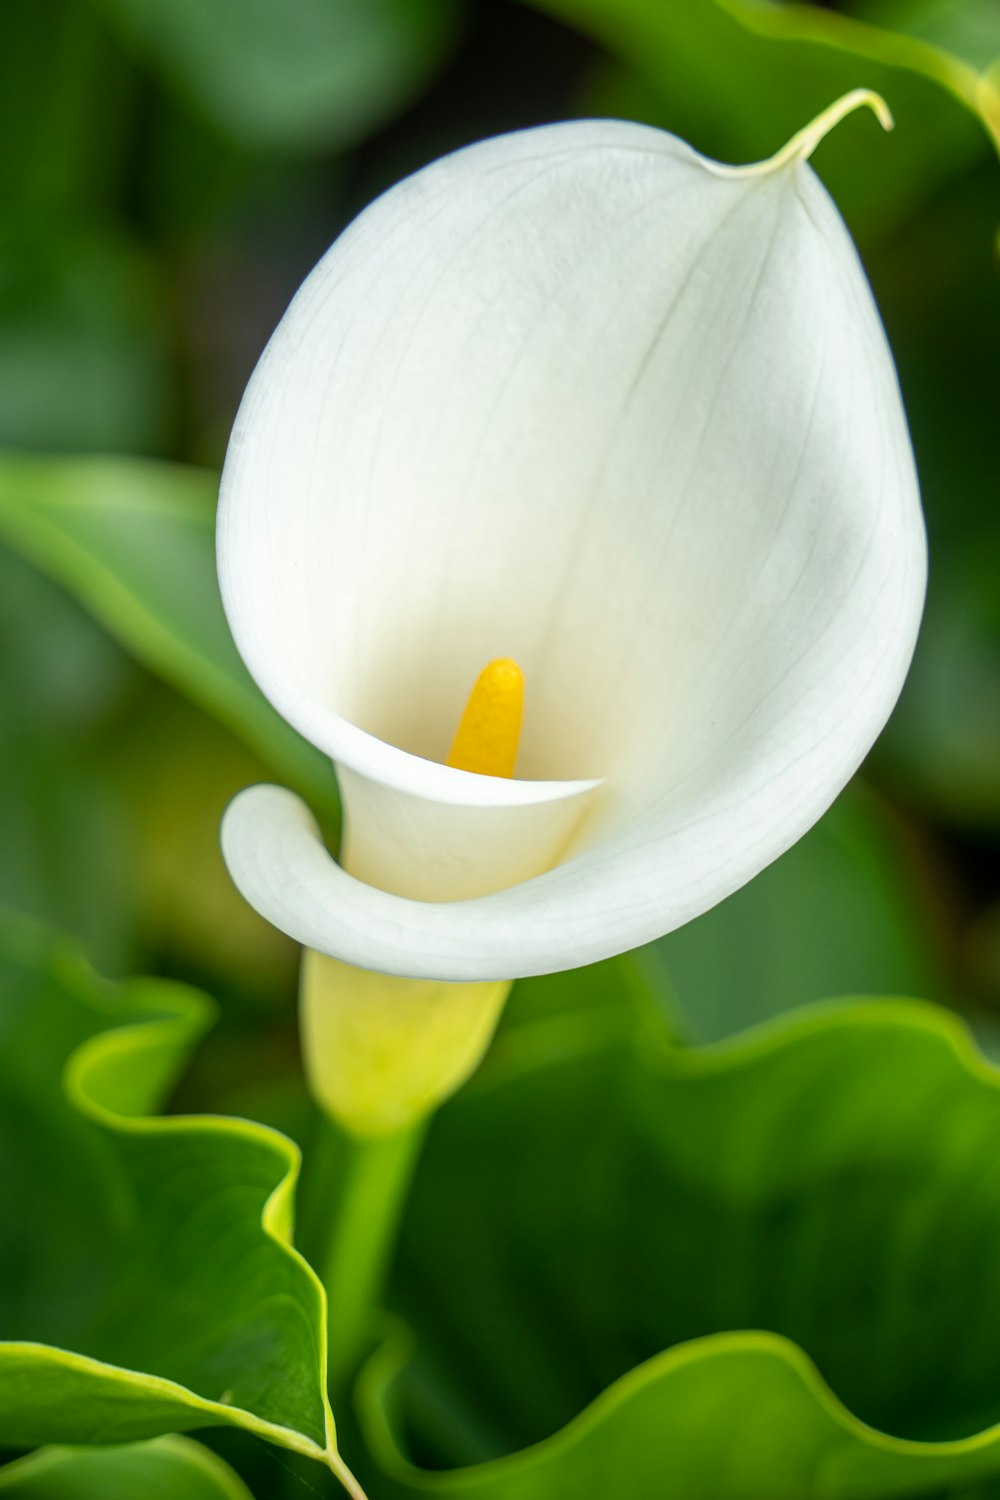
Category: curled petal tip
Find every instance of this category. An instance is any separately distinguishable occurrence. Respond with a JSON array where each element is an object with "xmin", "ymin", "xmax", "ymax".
[{"xmin": 760, "ymin": 89, "xmax": 894, "ymax": 174}]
